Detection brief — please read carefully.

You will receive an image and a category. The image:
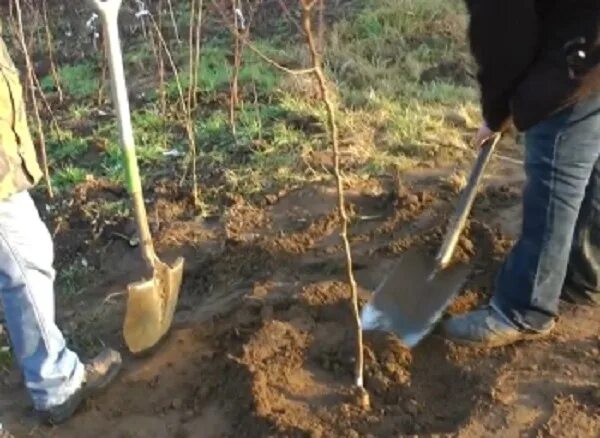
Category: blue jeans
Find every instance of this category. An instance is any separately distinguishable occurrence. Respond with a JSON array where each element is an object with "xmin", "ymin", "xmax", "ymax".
[
  {"xmin": 492, "ymin": 92, "xmax": 600, "ymax": 331},
  {"xmin": 0, "ymin": 191, "xmax": 83, "ymax": 410}
]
